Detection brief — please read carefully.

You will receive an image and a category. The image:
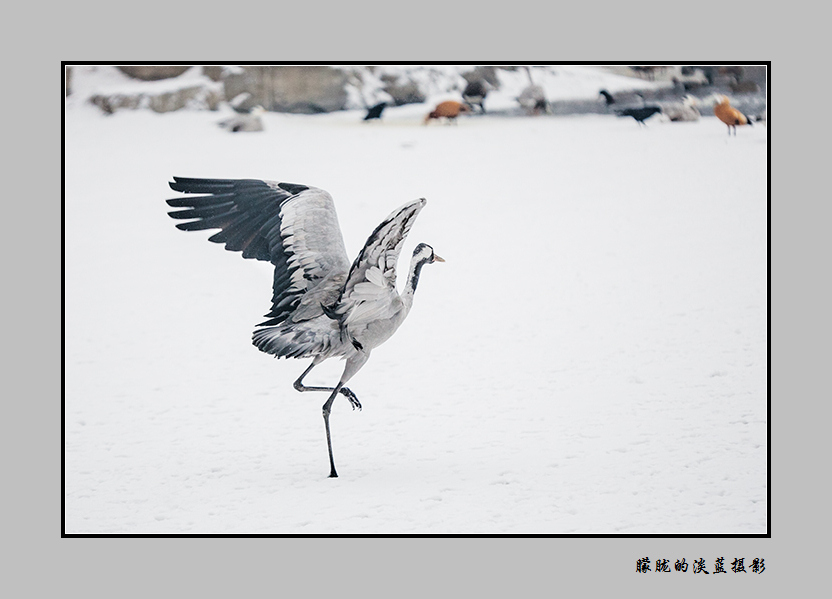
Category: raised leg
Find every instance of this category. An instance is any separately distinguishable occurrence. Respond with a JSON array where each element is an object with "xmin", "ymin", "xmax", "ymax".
[{"xmin": 294, "ymin": 358, "xmax": 361, "ymax": 410}]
